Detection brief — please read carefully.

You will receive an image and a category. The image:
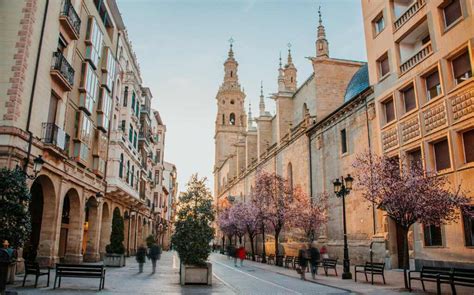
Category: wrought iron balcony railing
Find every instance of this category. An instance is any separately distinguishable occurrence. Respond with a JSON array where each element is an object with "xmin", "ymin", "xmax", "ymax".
[
  {"xmin": 42, "ymin": 123, "xmax": 70, "ymax": 152},
  {"xmin": 52, "ymin": 51, "xmax": 75, "ymax": 87},
  {"xmin": 61, "ymin": 0, "xmax": 81, "ymax": 36}
]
